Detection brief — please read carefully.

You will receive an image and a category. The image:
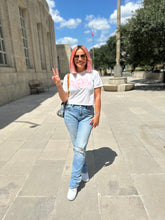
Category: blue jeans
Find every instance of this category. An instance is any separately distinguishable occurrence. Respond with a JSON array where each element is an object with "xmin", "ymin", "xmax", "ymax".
[{"xmin": 64, "ymin": 104, "xmax": 94, "ymax": 188}]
